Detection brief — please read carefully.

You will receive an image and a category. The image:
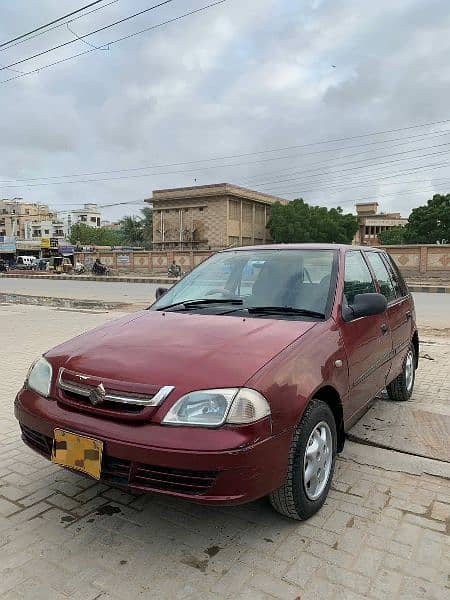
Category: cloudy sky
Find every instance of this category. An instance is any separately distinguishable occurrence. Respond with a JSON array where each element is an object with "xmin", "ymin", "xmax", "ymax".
[{"xmin": 1, "ymin": 0, "xmax": 450, "ymax": 222}]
